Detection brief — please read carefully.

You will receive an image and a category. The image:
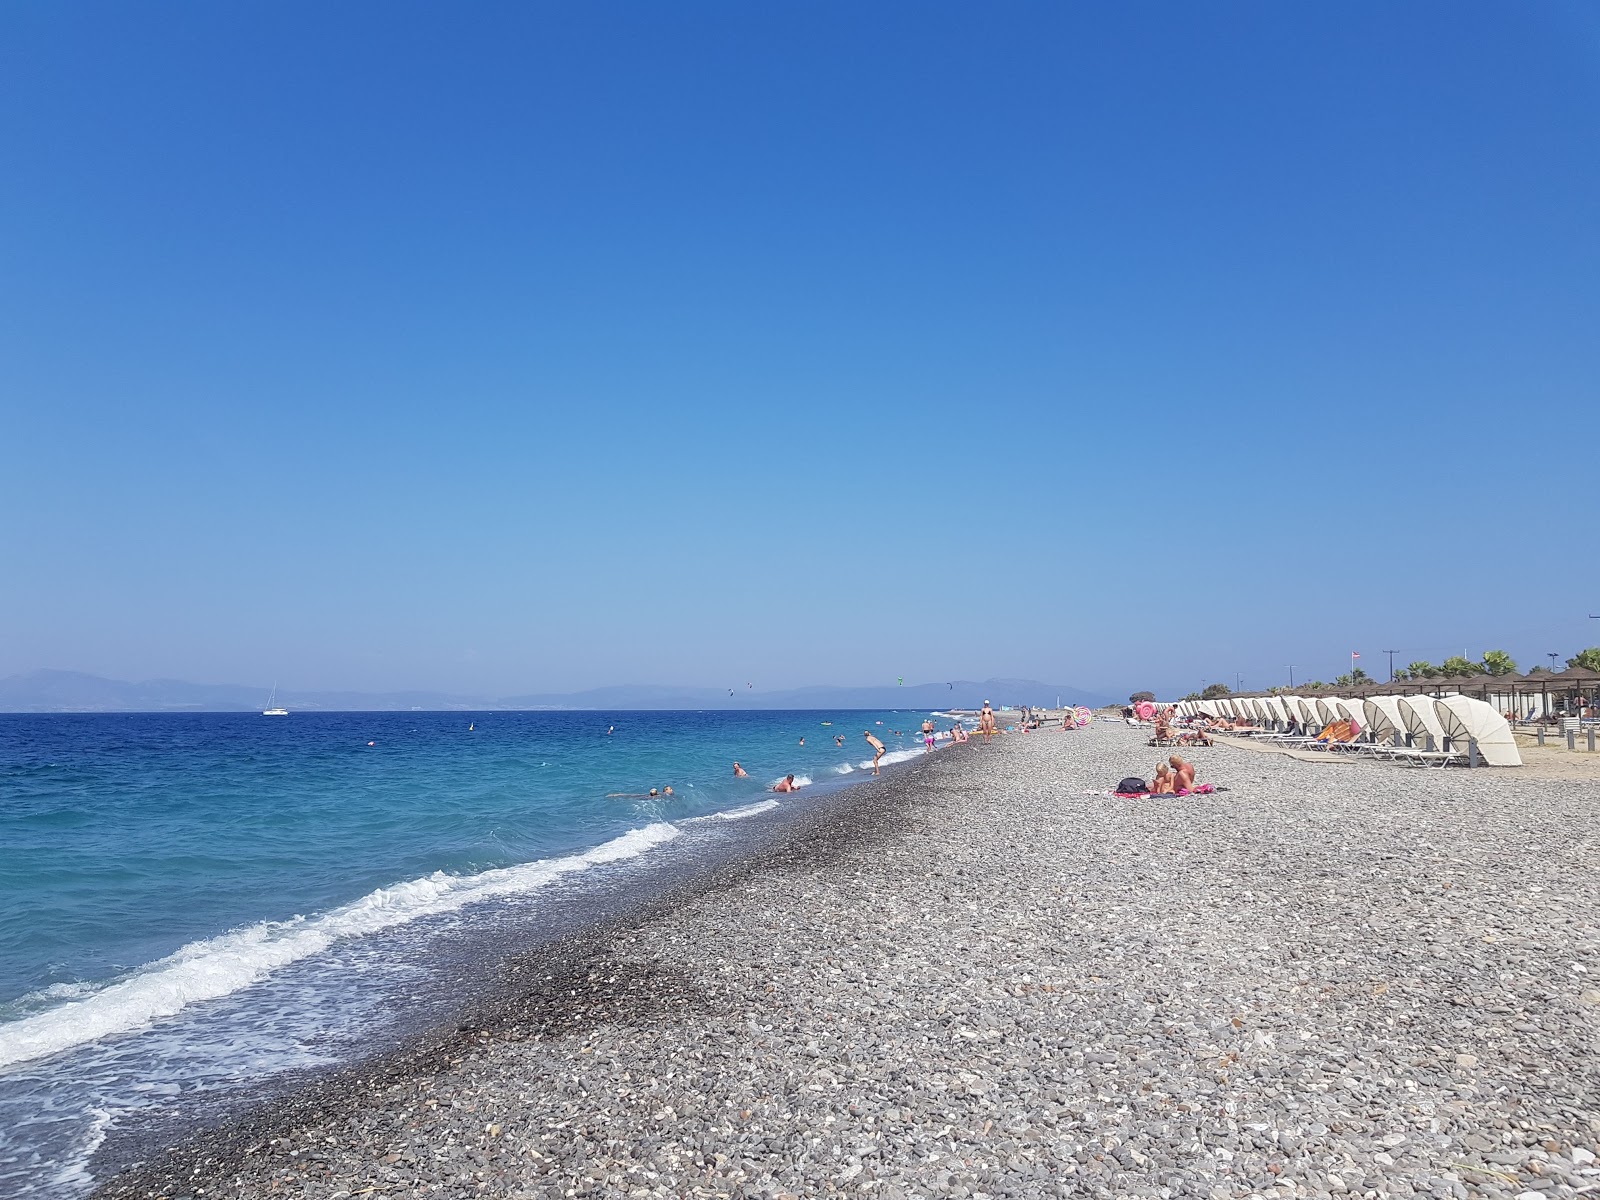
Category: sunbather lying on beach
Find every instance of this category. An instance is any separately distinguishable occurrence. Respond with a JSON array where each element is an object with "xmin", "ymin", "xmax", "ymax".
[{"xmin": 1315, "ymin": 719, "xmax": 1352, "ymax": 743}]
